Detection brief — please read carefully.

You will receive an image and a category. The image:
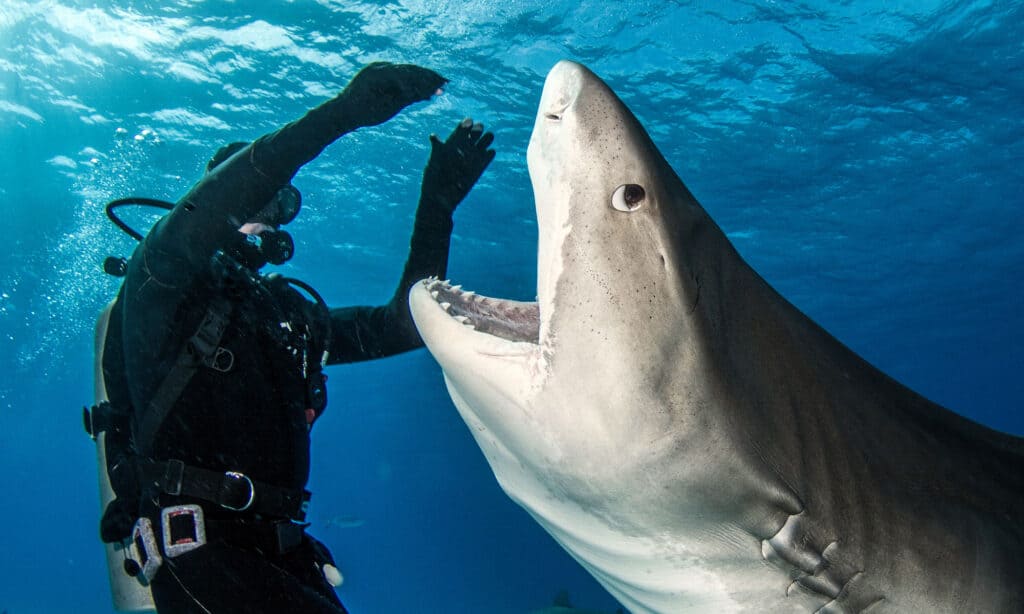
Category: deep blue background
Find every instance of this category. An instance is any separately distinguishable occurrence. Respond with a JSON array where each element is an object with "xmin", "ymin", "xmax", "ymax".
[{"xmin": 1, "ymin": 1, "xmax": 1021, "ymax": 612}]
